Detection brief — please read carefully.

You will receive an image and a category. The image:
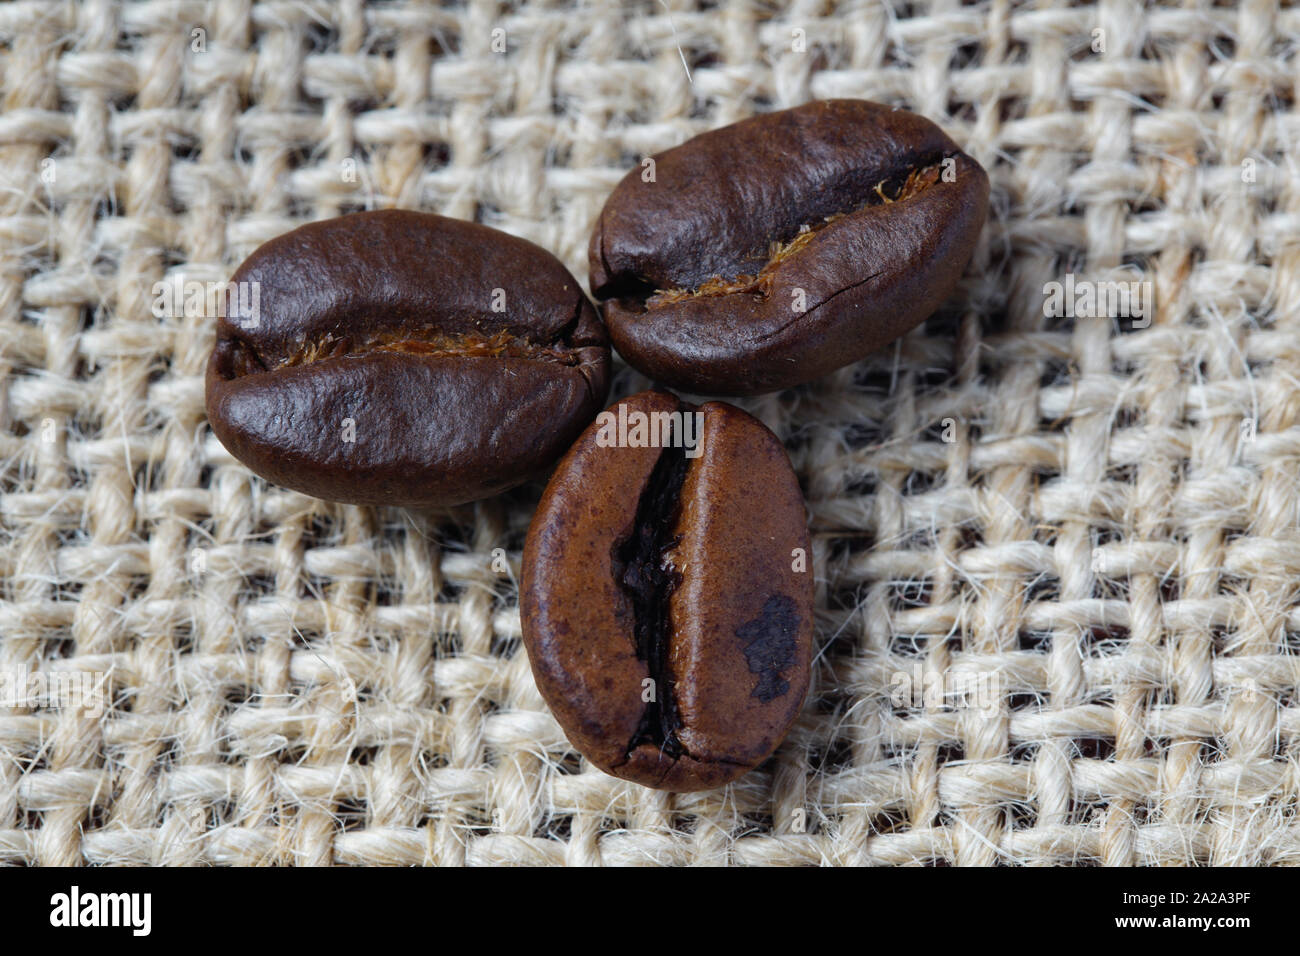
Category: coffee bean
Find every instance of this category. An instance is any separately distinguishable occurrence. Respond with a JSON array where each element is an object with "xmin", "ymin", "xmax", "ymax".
[
  {"xmin": 588, "ymin": 99, "xmax": 989, "ymax": 395},
  {"xmin": 521, "ymin": 390, "xmax": 813, "ymax": 791},
  {"xmin": 206, "ymin": 210, "xmax": 610, "ymax": 507}
]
